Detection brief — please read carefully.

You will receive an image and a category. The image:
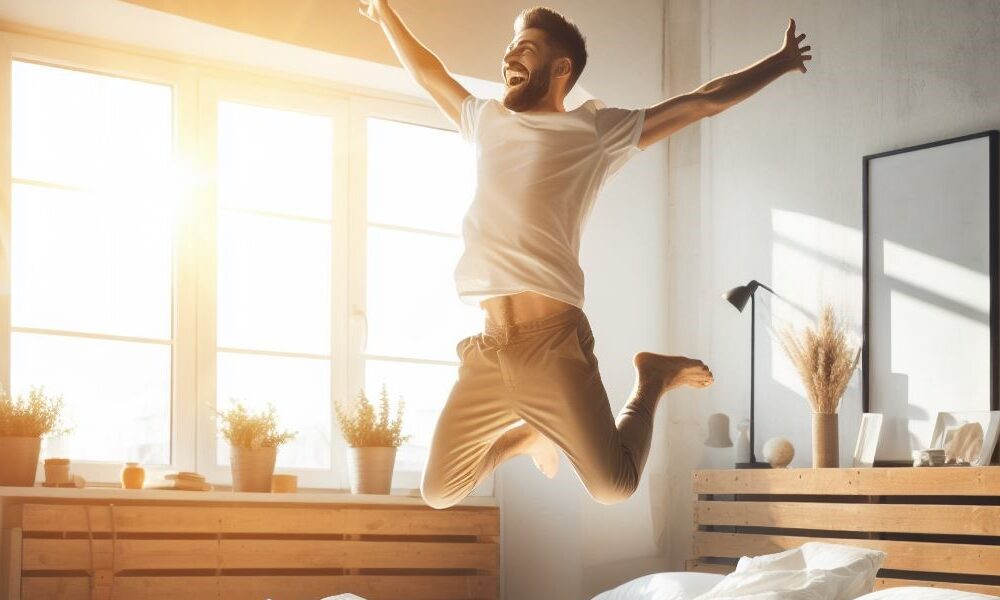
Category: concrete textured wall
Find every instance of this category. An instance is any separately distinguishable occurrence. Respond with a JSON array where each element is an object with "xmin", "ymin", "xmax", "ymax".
[{"xmin": 664, "ymin": 0, "xmax": 1000, "ymax": 571}]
